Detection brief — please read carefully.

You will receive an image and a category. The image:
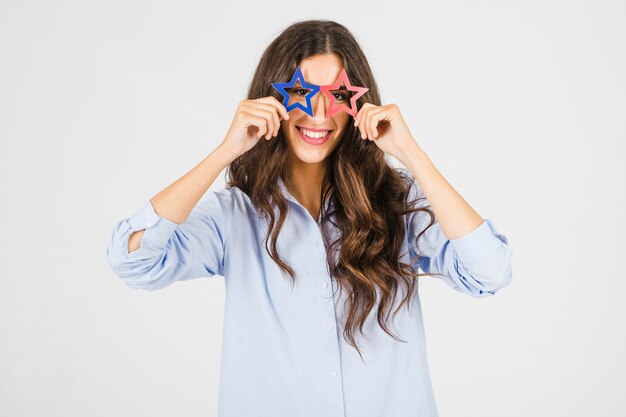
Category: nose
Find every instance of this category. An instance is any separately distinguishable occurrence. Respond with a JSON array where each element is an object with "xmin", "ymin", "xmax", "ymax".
[{"xmin": 309, "ymin": 92, "xmax": 328, "ymax": 122}]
